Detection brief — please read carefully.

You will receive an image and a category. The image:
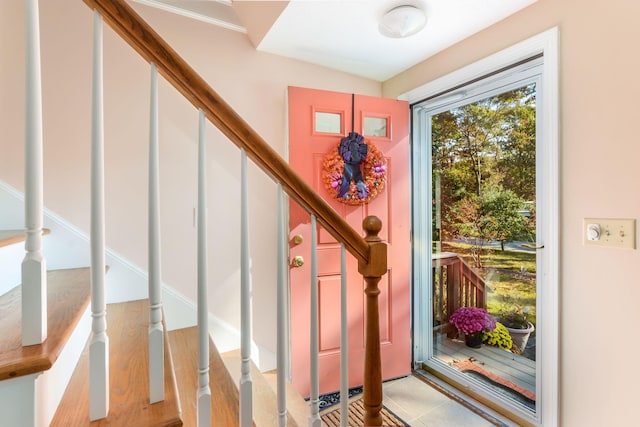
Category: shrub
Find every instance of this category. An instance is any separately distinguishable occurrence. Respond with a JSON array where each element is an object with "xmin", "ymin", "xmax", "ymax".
[{"xmin": 483, "ymin": 322, "xmax": 513, "ymax": 350}]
